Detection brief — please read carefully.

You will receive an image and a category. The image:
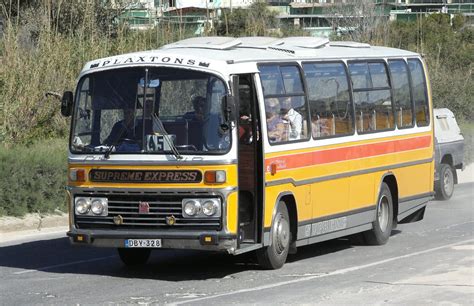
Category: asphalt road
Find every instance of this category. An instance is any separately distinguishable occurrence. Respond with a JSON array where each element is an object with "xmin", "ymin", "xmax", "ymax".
[{"xmin": 1, "ymin": 183, "xmax": 473, "ymax": 305}]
